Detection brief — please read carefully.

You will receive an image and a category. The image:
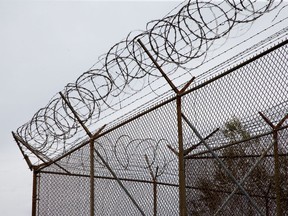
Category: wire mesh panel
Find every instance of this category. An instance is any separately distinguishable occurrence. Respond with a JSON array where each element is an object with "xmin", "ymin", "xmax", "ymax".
[
  {"xmin": 184, "ymin": 42, "xmax": 288, "ymax": 215},
  {"xmin": 30, "ymin": 40, "xmax": 288, "ymax": 216},
  {"xmin": 182, "ymin": 42, "xmax": 288, "ymax": 141},
  {"xmin": 11, "ymin": 0, "xmax": 288, "ymax": 212},
  {"xmin": 35, "ymin": 98, "xmax": 180, "ymax": 215},
  {"xmin": 37, "ymin": 173, "xmax": 90, "ymax": 216},
  {"xmin": 90, "ymin": 99, "xmax": 180, "ymax": 215},
  {"xmin": 186, "ymin": 130, "xmax": 288, "ymax": 215},
  {"xmin": 29, "ymin": 39, "xmax": 288, "ymax": 216}
]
